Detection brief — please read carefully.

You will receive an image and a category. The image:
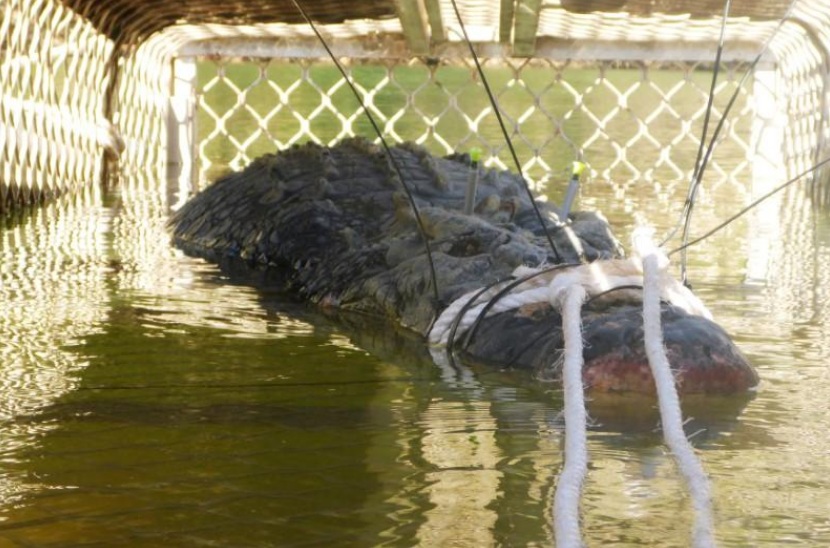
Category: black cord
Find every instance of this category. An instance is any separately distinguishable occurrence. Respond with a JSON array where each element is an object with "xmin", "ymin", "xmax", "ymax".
[
  {"xmin": 290, "ymin": 0, "xmax": 441, "ymax": 303},
  {"xmin": 664, "ymin": 0, "xmax": 797, "ymax": 281},
  {"xmin": 448, "ymin": 0, "xmax": 563, "ymax": 263},
  {"xmin": 677, "ymin": 0, "xmax": 733, "ymax": 286},
  {"xmin": 669, "ymin": 155, "xmax": 830, "ymax": 255},
  {"xmin": 681, "ymin": 0, "xmax": 796, "ymax": 221},
  {"xmin": 584, "ymin": 284, "xmax": 644, "ymax": 307},
  {"xmin": 461, "ymin": 263, "xmax": 580, "ymax": 350},
  {"xmin": 443, "ymin": 279, "xmax": 509, "ymax": 368},
  {"xmin": 447, "ymin": 278, "xmax": 511, "ymax": 349}
]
